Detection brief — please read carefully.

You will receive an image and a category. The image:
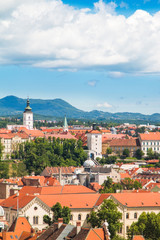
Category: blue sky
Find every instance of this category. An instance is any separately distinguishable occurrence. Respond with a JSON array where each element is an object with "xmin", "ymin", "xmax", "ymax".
[{"xmin": 0, "ymin": 0, "xmax": 160, "ymax": 115}]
